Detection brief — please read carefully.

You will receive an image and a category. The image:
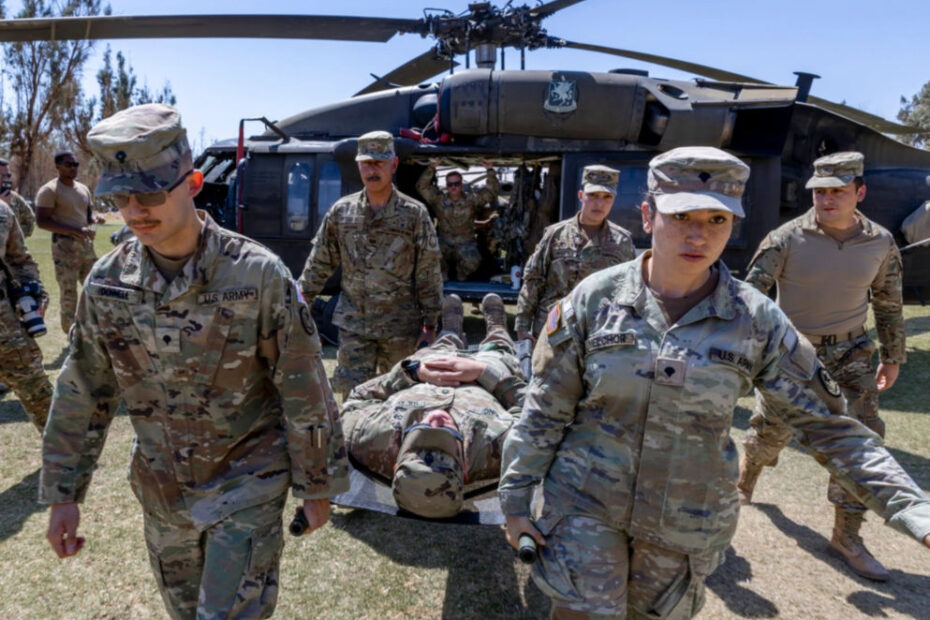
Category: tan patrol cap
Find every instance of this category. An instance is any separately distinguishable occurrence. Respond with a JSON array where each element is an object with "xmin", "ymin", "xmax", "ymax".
[
  {"xmin": 355, "ymin": 130, "xmax": 396, "ymax": 162},
  {"xmin": 87, "ymin": 103, "xmax": 191, "ymax": 195},
  {"xmin": 582, "ymin": 164, "xmax": 619, "ymax": 195},
  {"xmin": 391, "ymin": 424, "xmax": 464, "ymax": 518},
  {"xmin": 648, "ymin": 146, "xmax": 749, "ymax": 217},
  {"xmin": 805, "ymin": 151, "xmax": 864, "ymax": 189}
]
